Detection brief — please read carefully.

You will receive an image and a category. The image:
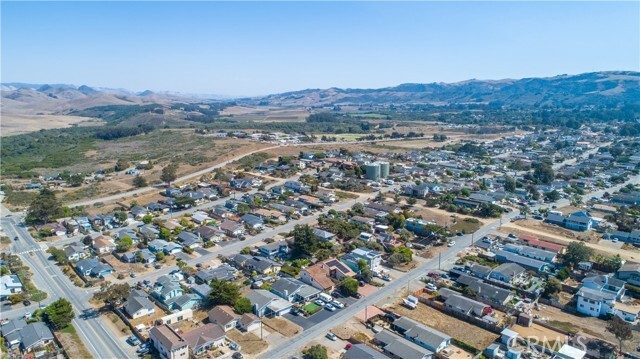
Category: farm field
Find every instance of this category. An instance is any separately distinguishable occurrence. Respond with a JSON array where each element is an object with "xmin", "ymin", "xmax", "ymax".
[{"xmin": 1, "ymin": 114, "xmax": 104, "ymax": 136}]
